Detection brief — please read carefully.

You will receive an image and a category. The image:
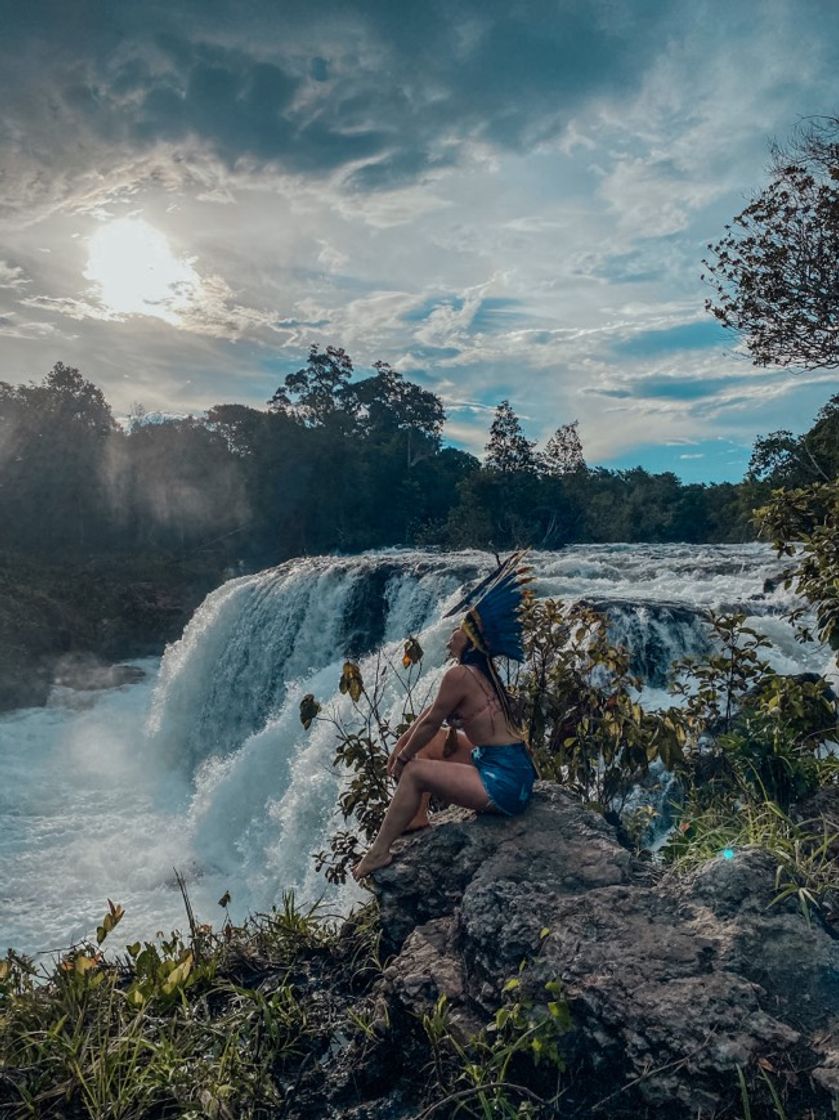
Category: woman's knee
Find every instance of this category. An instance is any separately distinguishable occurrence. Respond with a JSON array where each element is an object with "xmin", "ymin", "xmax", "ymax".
[{"xmin": 401, "ymin": 762, "xmax": 426, "ymax": 790}]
